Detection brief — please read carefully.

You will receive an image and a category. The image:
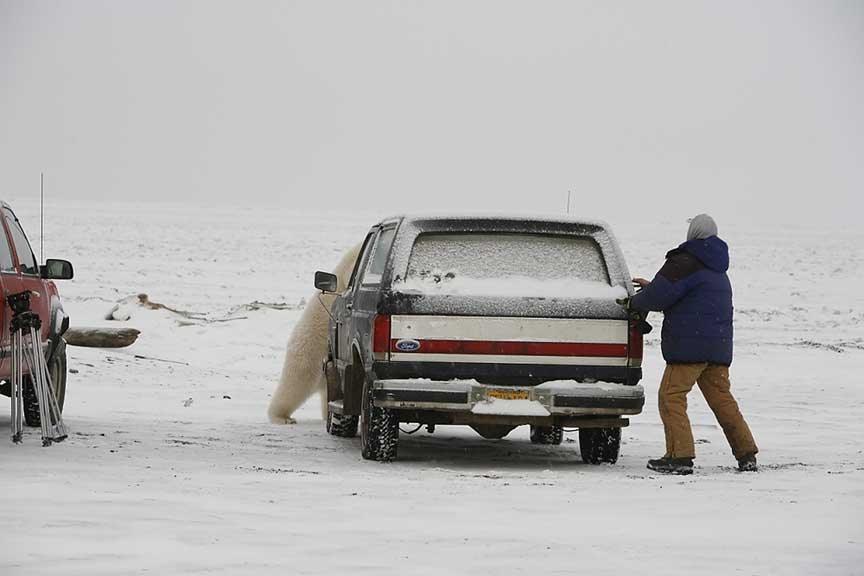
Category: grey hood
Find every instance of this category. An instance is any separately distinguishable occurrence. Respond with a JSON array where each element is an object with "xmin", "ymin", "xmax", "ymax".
[{"xmin": 687, "ymin": 214, "xmax": 718, "ymax": 241}]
